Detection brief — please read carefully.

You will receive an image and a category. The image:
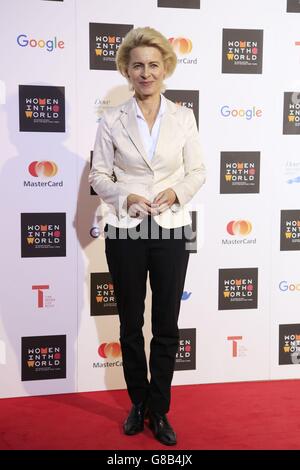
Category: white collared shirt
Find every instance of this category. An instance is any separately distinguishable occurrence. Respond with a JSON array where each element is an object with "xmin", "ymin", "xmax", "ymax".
[{"xmin": 134, "ymin": 94, "xmax": 166, "ymax": 161}]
